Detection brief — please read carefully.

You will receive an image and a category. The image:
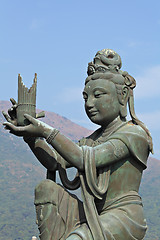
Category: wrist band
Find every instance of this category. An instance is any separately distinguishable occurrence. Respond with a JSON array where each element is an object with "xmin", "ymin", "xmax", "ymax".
[{"xmin": 46, "ymin": 129, "xmax": 60, "ymax": 144}]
